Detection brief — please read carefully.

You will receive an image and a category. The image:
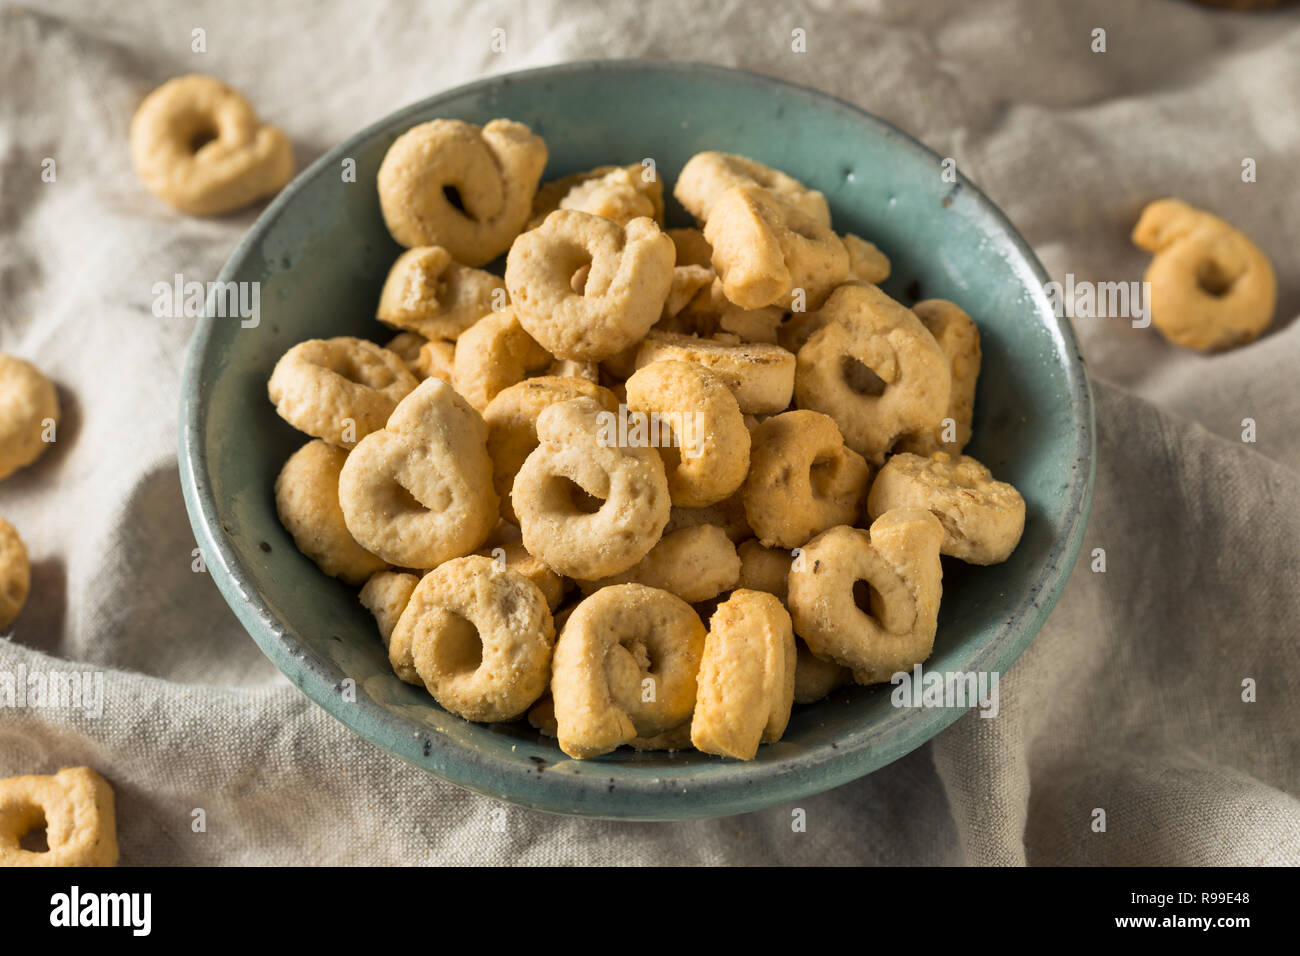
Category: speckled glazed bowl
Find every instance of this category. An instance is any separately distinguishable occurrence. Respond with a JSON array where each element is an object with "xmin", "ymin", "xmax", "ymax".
[{"xmin": 179, "ymin": 60, "xmax": 1094, "ymax": 820}]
